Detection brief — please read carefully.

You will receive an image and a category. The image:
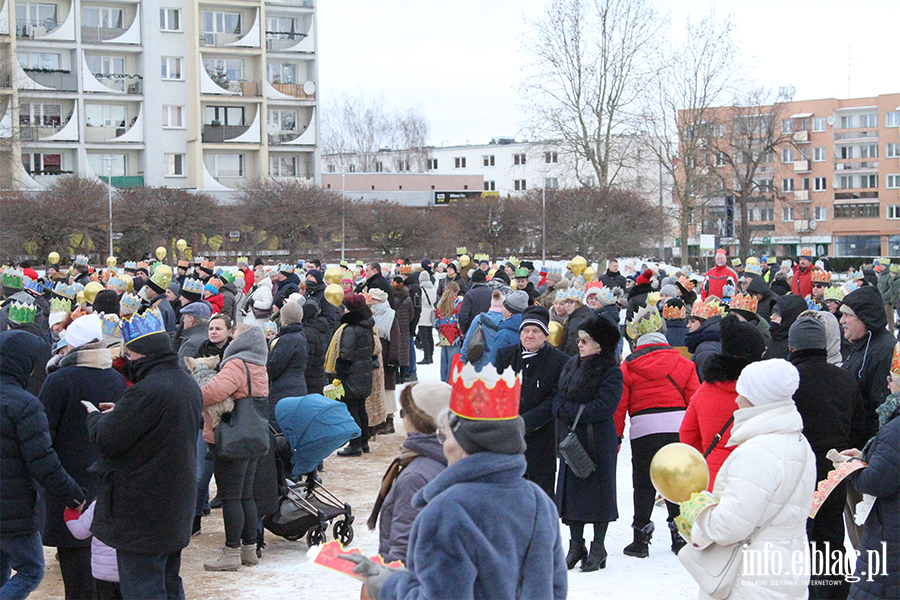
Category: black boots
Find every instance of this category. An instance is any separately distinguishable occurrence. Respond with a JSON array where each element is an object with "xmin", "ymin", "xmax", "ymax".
[
  {"xmin": 192, "ymin": 515, "xmax": 201, "ymax": 536},
  {"xmin": 623, "ymin": 522, "xmax": 654, "ymax": 558},
  {"xmin": 580, "ymin": 542, "xmax": 608, "ymax": 572},
  {"xmin": 565, "ymin": 540, "xmax": 587, "ymax": 570},
  {"xmin": 668, "ymin": 521, "xmax": 687, "ymax": 554},
  {"xmin": 337, "ymin": 442, "xmax": 363, "ymax": 457}
]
